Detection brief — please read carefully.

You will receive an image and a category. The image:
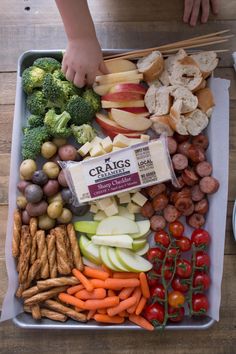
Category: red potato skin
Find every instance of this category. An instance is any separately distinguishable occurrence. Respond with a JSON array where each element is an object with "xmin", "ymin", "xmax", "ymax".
[
  {"xmin": 141, "ymin": 201, "xmax": 155, "ymax": 218},
  {"xmin": 152, "ymin": 194, "xmax": 169, "ymax": 212},
  {"xmin": 150, "ymin": 215, "xmax": 166, "ymax": 231},
  {"xmin": 58, "ymin": 145, "xmax": 78, "ymax": 161}
]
